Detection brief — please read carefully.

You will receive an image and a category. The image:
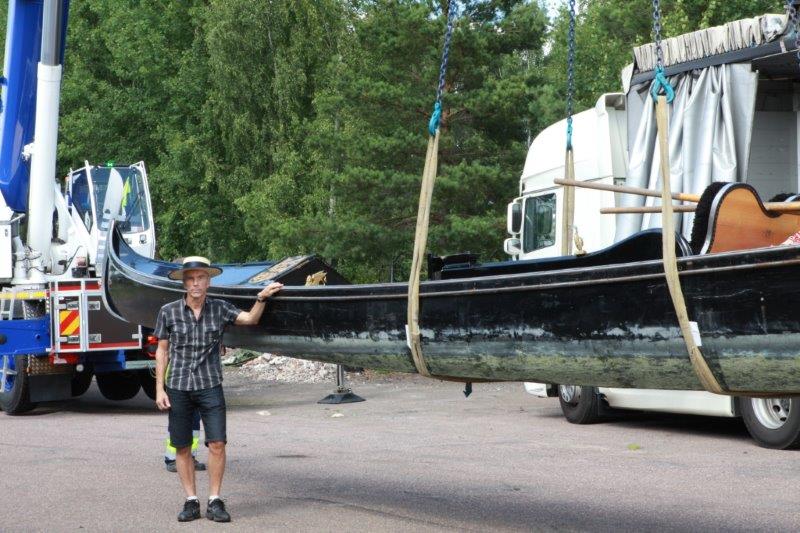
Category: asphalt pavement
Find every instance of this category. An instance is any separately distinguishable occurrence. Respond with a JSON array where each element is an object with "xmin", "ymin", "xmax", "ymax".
[{"xmin": 1, "ymin": 369, "xmax": 797, "ymax": 532}]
